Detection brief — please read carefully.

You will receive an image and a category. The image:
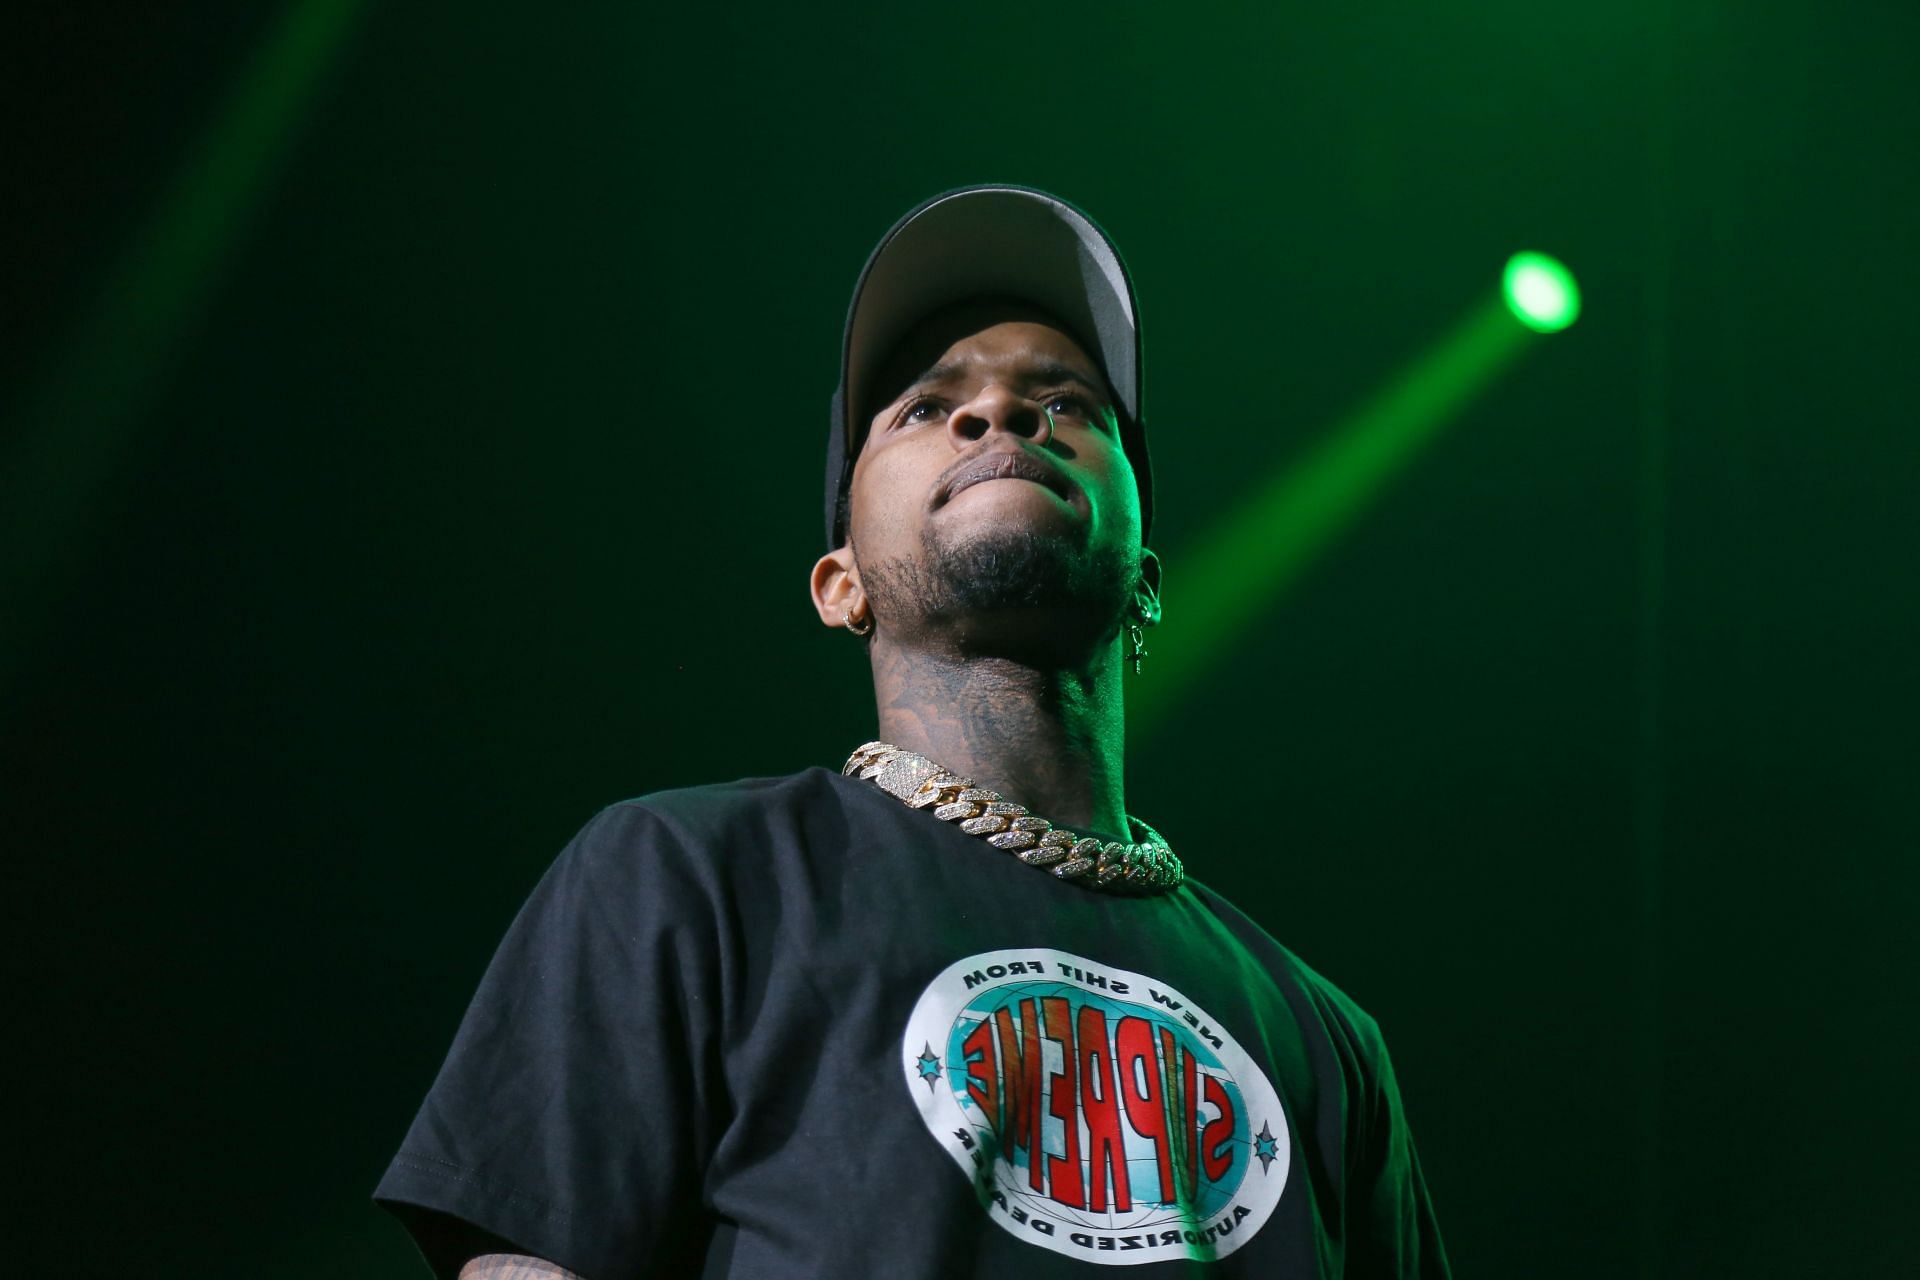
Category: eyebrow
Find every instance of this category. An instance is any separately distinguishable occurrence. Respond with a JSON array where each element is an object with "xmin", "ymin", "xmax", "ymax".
[{"xmin": 905, "ymin": 360, "xmax": 1112, "ymax": 399}]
